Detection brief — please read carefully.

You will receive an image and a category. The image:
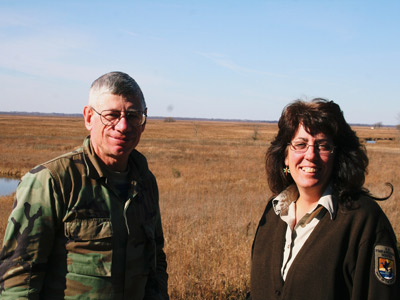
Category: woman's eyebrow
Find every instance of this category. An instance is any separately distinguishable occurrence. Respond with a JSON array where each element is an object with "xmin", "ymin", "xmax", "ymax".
[{"xmin": 292, "ymin": 137, "xmax": 308, "ymax": 141}]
